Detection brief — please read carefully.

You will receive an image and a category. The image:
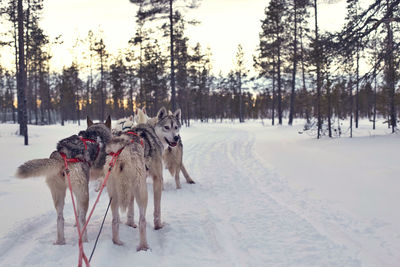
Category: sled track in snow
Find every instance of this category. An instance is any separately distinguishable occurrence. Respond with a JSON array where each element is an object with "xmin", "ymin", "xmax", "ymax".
[
  {"xmin": 185, "ymin": 127, "xmax": 360, "ymax": 266},
  {"xmin": 2, "ymin": 124, "xmax": 398, "ymax": 266}
]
